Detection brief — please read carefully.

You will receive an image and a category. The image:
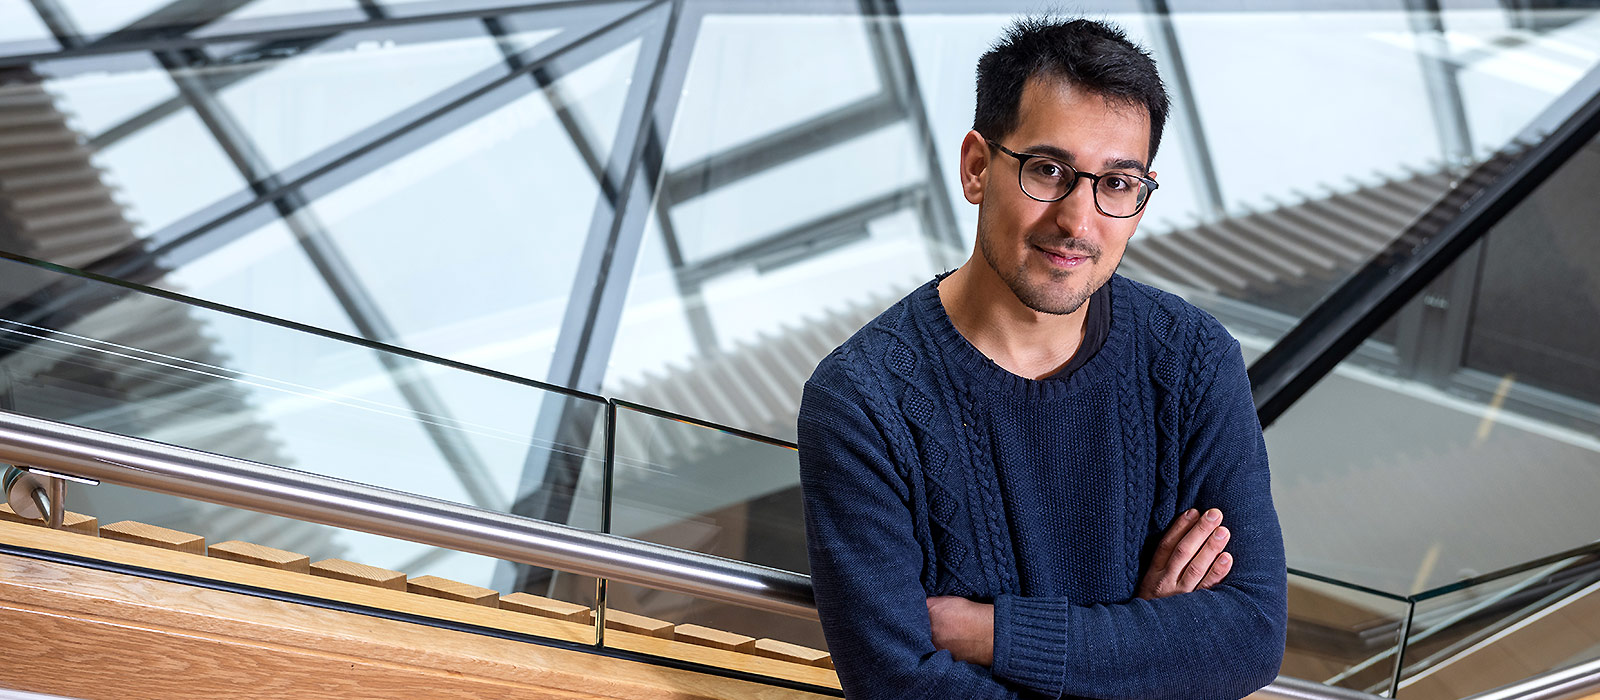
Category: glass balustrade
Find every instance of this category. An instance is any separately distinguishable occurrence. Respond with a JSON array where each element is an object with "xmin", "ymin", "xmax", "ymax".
[{"xmin": 0, "ymin": 251, "xmax": 607, "ymax": 613}]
